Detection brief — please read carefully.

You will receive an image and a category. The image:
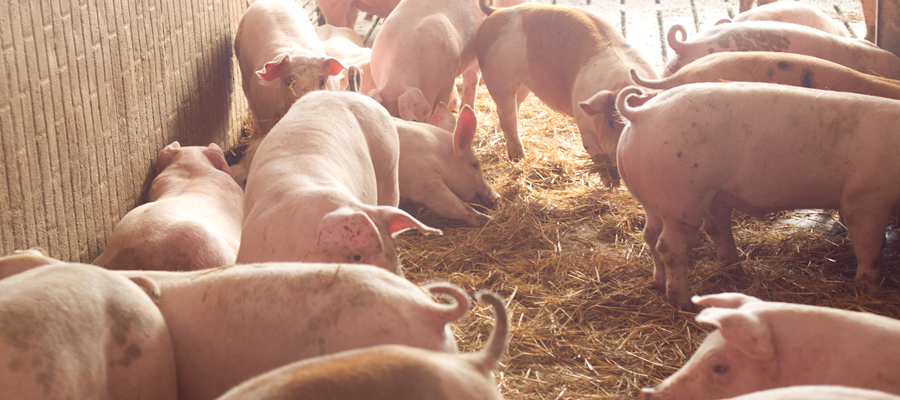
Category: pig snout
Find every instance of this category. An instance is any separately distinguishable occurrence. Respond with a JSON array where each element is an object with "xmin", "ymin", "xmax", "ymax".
[
  {"xmin": 641, "ymin": 388, "xmax": 656, "ymax": 400},
  {"xmin": 591, "ymin": 153, "xmax": 620, "ymax": 188},
  {"xmin": 476, "ymin": 186, "xmax": 500, "ymax": 209}
]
